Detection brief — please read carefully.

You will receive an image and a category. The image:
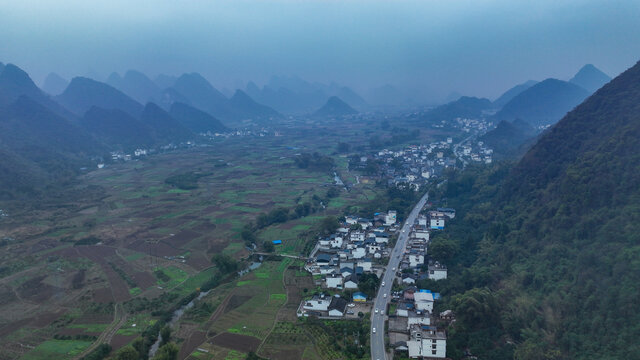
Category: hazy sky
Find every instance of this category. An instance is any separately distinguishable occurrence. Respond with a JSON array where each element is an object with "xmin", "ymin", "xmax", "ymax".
[{"xmin": 2, "ymin": 0, "xmax": 640, "ymax": 101}]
